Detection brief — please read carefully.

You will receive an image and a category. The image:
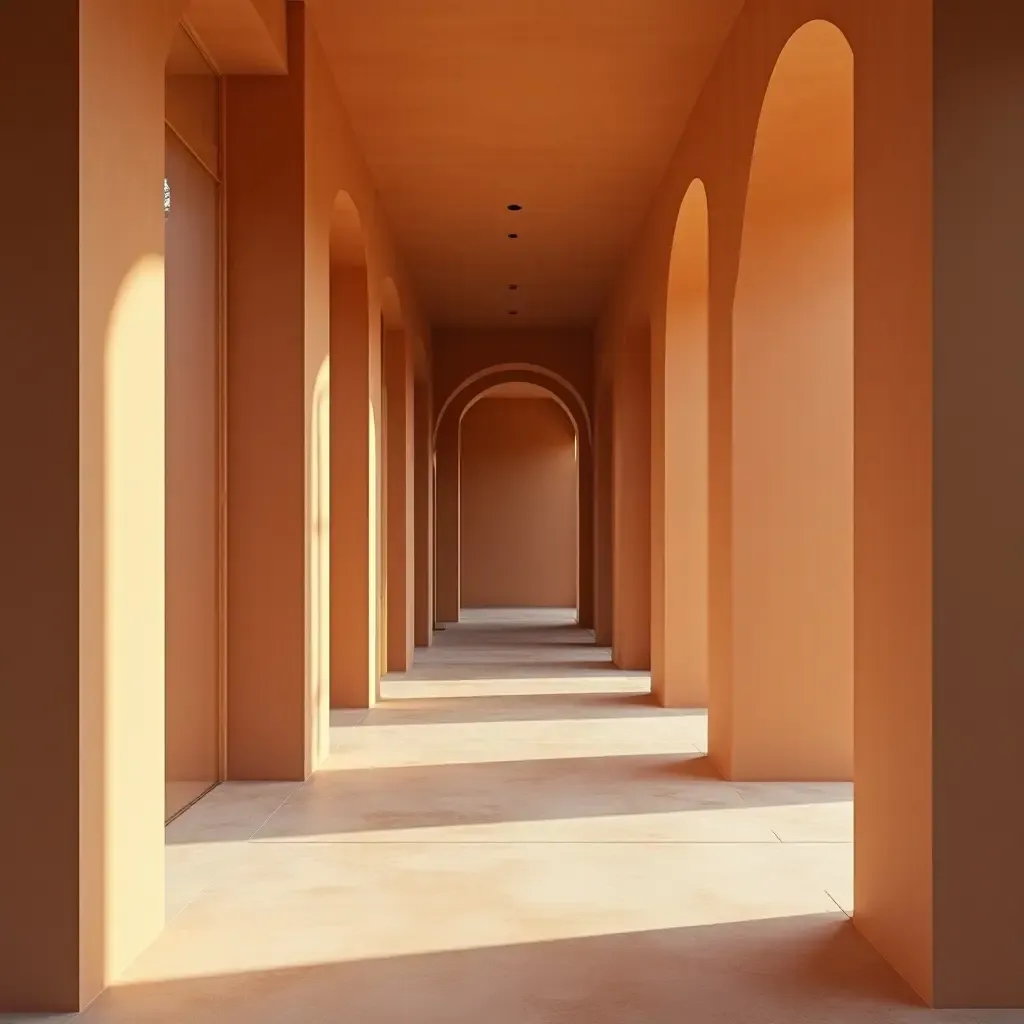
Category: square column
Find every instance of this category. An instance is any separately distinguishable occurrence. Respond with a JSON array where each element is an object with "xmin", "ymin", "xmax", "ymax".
[
  {"xmin": 0, "ymin": 2, "xmax": 181, "ymax": 1010},
  {"xmin": 611, "ymin": 326, "xmax": 652, "ymax": 669},
  {"xmin": 330, "ymin": 267, "xmax": 379, "ymax": 706},
  {"xmin": 384, "ymin": 329, "xmax": 415, "ymax": 670},
  {"xmin": 434, "ymin": 412, "xmax": 461, "ymax": 624},
  {"xmin": 414, "ymin": 378, "xmax": 435, "ymax": 645},
  {"xmin": 224, "ymin": 3, "xmax": 311, "ymax": 779},
  {"xmin": 594, "ymin": 374, "xmax": 614, "ymax": 646},
  {"xmin": 855, "ymin": 3, "xmax": 1024, "ymax": 1007}
]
